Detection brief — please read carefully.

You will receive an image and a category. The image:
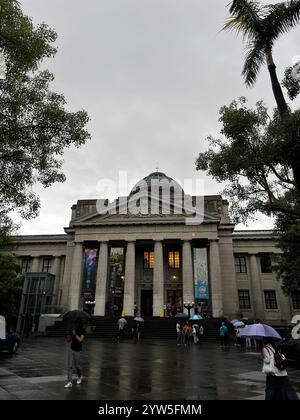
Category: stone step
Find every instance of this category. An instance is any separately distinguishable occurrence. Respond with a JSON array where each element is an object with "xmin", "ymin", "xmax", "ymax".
[{"xmin": 45, "ymin": 316, "xmax": 229, "ymax": 340}]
